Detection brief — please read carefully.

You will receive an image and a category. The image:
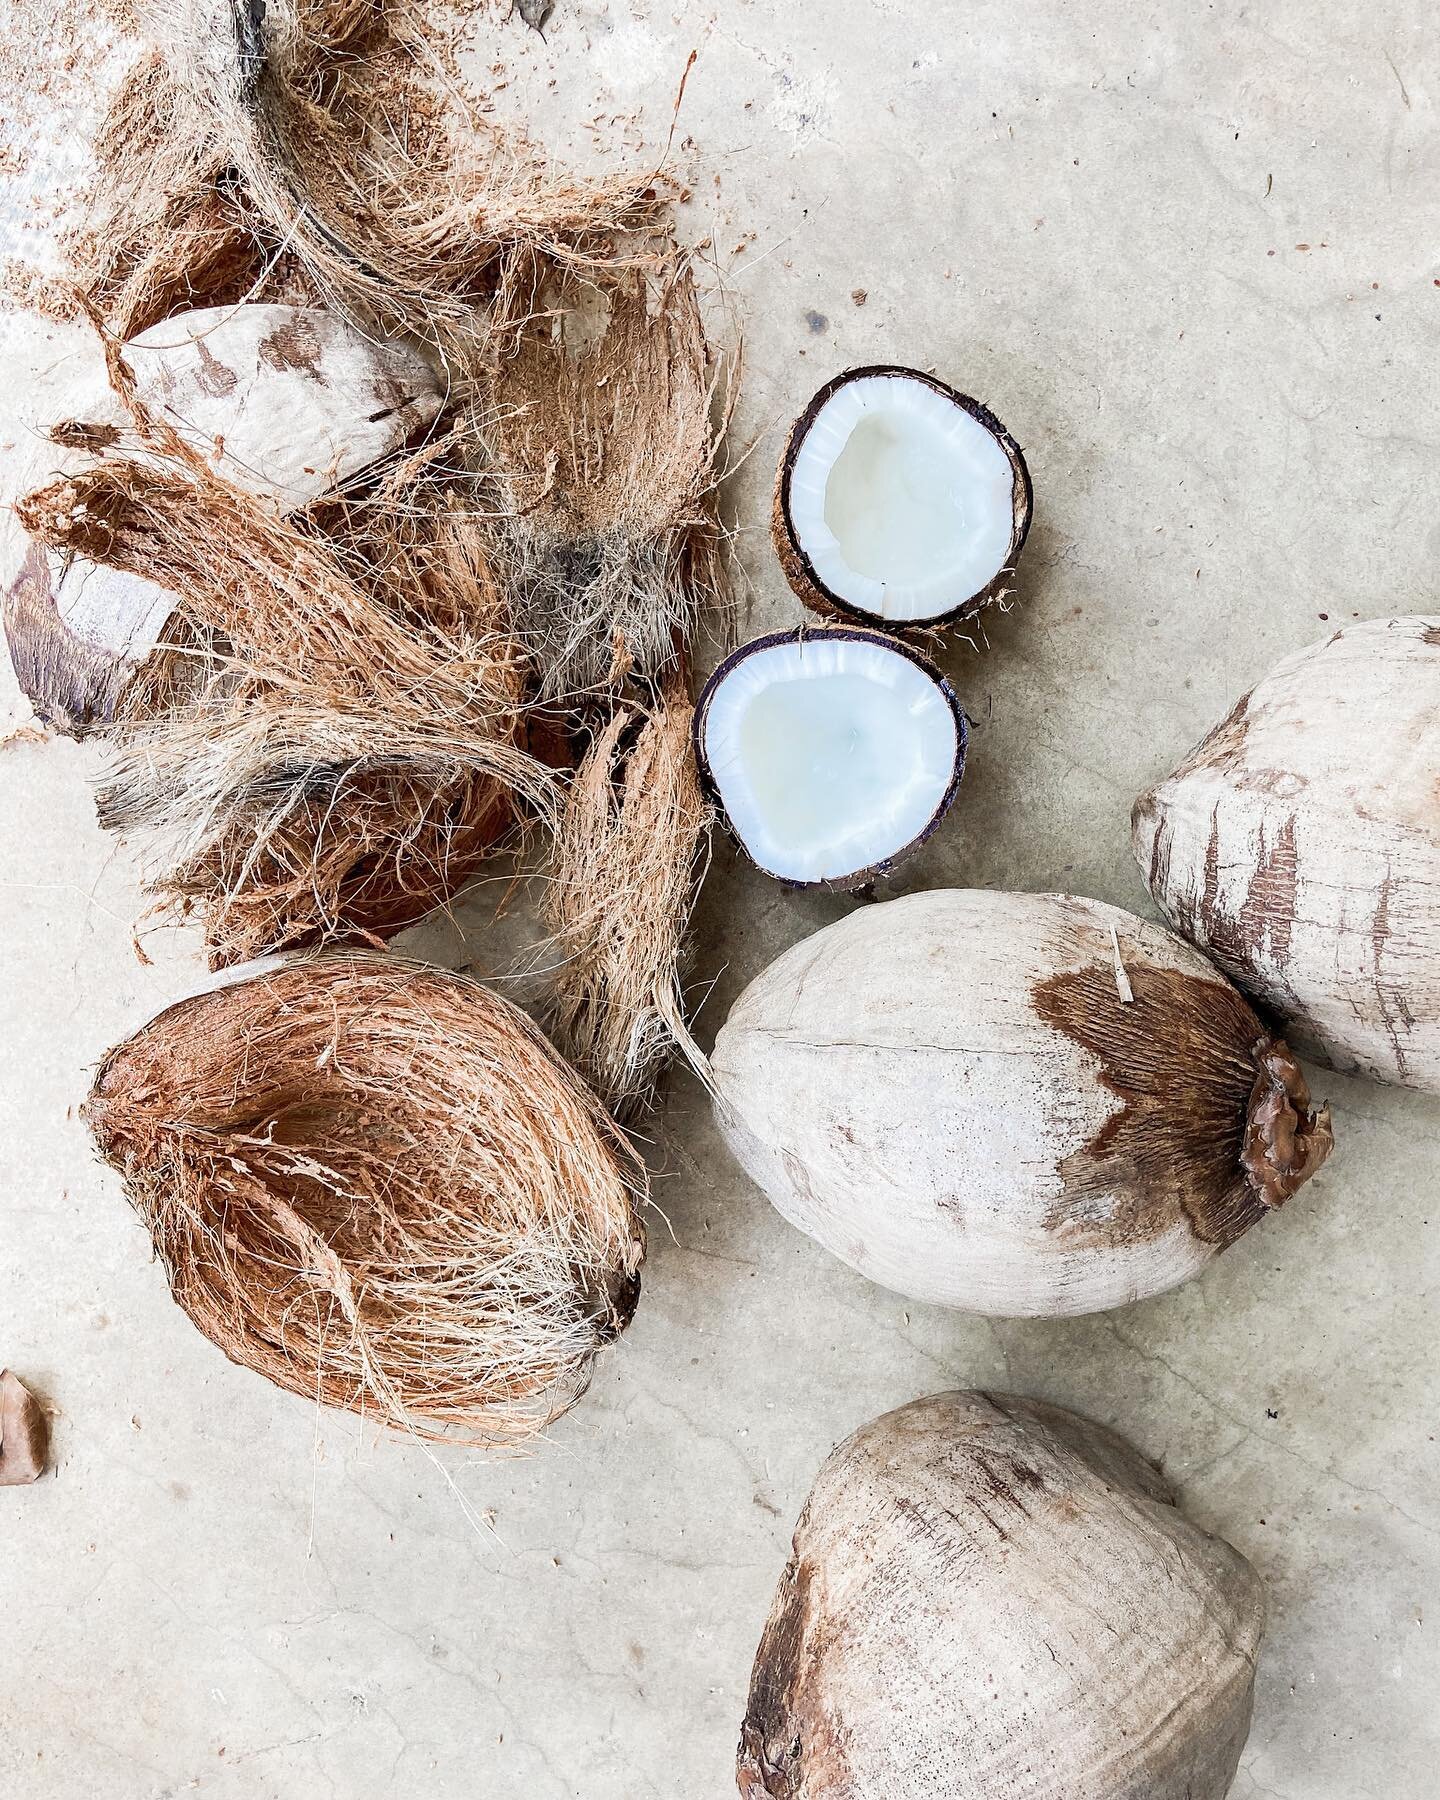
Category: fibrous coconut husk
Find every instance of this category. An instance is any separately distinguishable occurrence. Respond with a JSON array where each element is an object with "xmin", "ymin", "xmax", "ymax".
[
  {"xmin": 87, "ymin": 953, "xmax": 646, "ymax": 1444},
  {"xmin": 541, "ymin": 679, "xmax": 710, "ymax": 1119},
  {"xmin": 73, "ymin": 0, "xmax": 670, "ymax": 360},
  {"xmin": 18, "ymin": 343, "xmax": 548, "ymax": 963},
  {"xmin": 488, "ymin": 260, "xmax": 727, "ymax": 698}
]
